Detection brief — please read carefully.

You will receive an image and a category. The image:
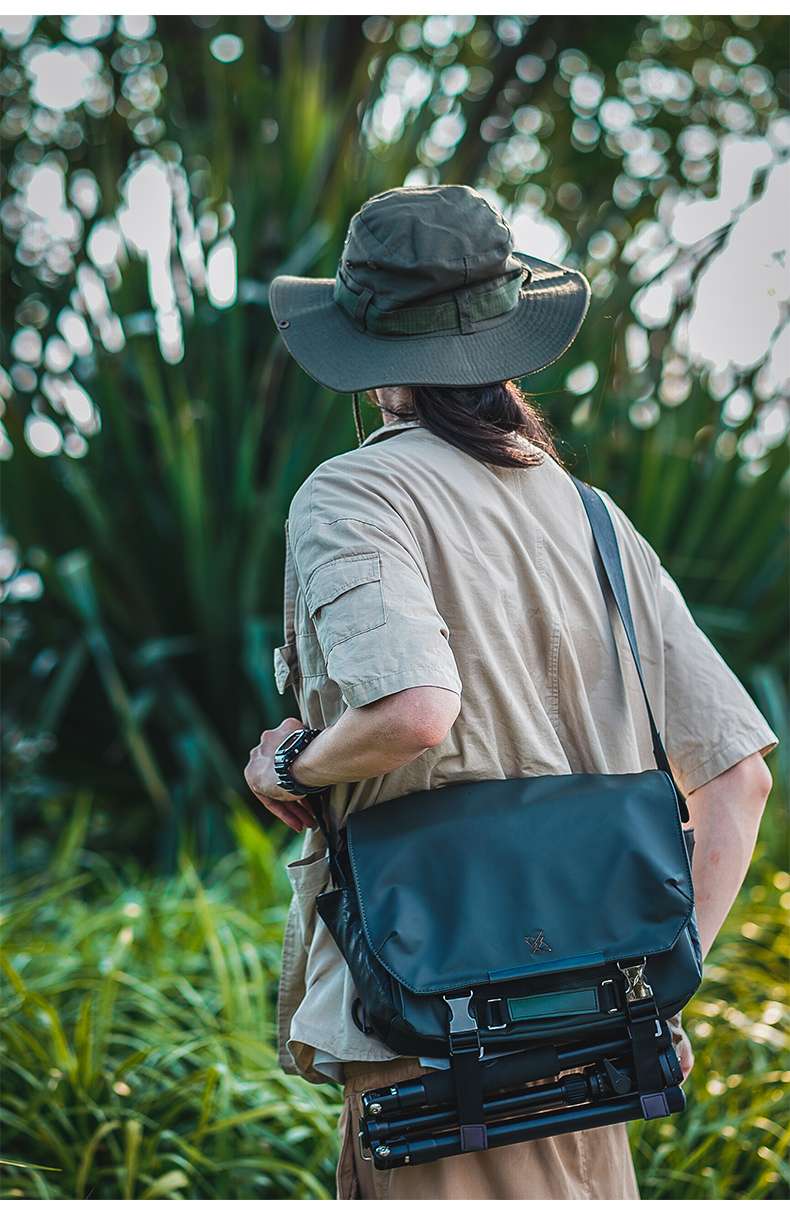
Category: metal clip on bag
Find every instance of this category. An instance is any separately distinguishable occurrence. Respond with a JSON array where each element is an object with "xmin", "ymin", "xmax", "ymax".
[{"xmin": 313, "ymin": 478, "xmax": 702, "ymax": 1170}]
